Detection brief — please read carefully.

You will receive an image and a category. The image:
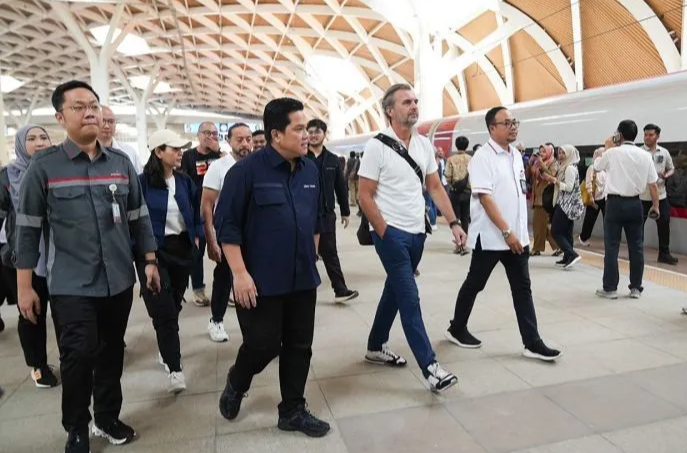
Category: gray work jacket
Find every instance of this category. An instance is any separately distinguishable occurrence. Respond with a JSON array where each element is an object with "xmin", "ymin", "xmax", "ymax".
[{"xmin": 15, "ymin": 138, "xmax": 157, "ymax": 297}]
